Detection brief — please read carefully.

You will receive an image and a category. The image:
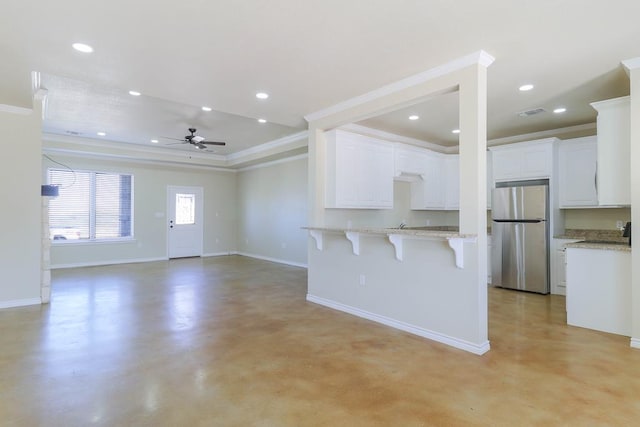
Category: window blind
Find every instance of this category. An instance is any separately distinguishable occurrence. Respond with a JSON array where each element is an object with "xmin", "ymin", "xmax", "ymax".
[{"xmin": 48, "ymin": 169, "xmax": 133, "ymax": 241}]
